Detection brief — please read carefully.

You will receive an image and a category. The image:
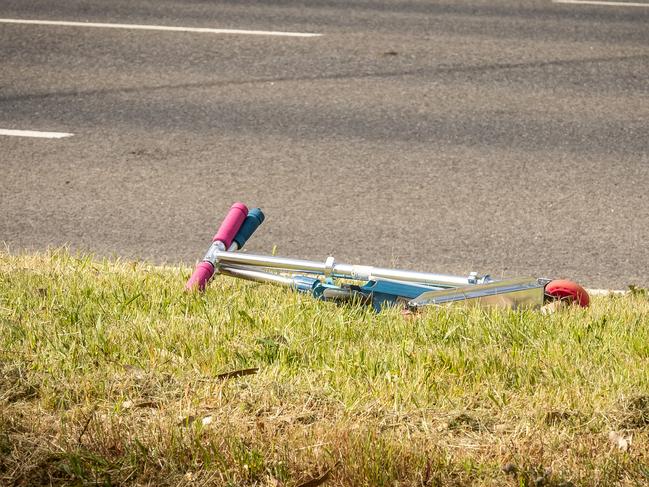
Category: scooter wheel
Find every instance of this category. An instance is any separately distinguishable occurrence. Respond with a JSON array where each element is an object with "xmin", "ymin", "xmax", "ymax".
[{"xmin": 545, "ymin": 280, "xmax": 590, "ymax": 308}]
